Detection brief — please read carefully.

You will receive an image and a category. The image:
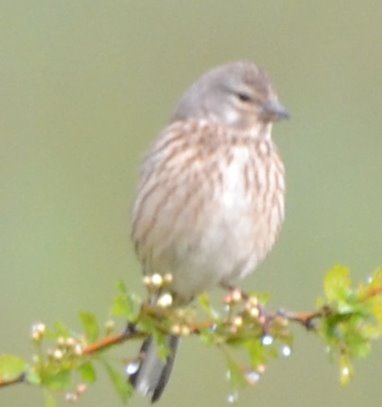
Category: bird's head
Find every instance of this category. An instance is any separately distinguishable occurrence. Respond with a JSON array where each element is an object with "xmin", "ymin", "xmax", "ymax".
[{"xmin": 172, "ymin": 61, "xmax": 289, "ymax": 138}]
